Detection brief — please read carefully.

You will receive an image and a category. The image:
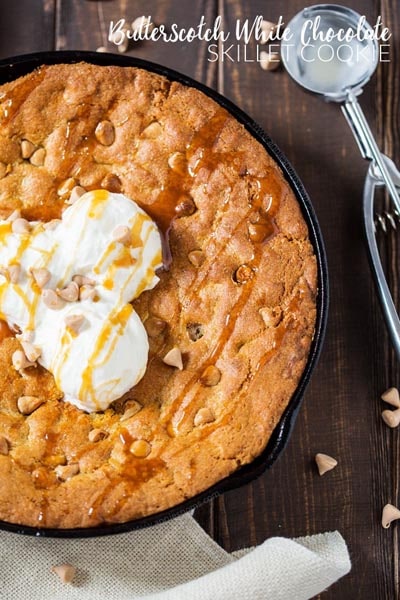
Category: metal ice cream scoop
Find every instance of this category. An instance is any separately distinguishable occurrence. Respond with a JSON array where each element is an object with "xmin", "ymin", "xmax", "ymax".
[{"xmin": 281, "ymin": 4, "xmax": 400, "ymax": 360}]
